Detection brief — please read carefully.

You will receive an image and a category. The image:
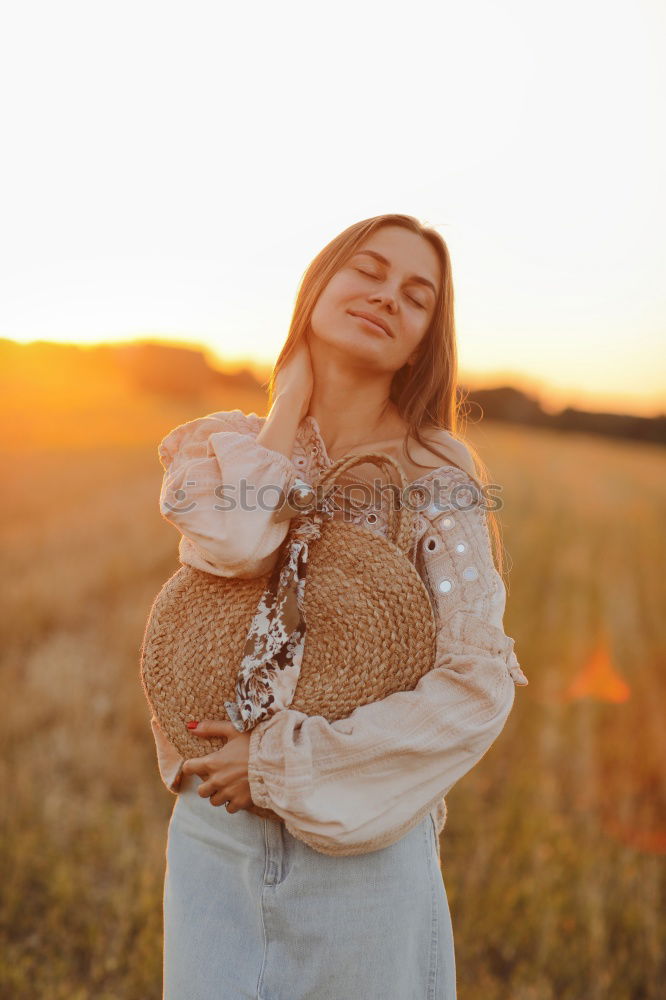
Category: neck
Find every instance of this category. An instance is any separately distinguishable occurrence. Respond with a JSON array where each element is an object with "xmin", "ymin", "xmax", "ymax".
[{"xmin": 307, "ymin": 389, "xmax": 406, "ymax": 456}]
